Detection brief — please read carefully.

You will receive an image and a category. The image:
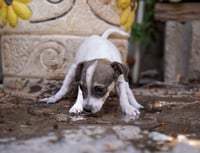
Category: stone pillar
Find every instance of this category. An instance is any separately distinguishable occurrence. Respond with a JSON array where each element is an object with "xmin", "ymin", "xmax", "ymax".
[
  {"xmin": 0, "ymin": 35, "xmax": 2, "ymax": 82},
  {"xmin": 189, "ymin": 21, "xmax": 200, "ymax": 79},
  {"xmin": 164, "ymin": 21, "xmax": 200, "ymax": 83},
  {"xmin": 0, "ymin": 0, "xmax": 128, "ymax": 97}
]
